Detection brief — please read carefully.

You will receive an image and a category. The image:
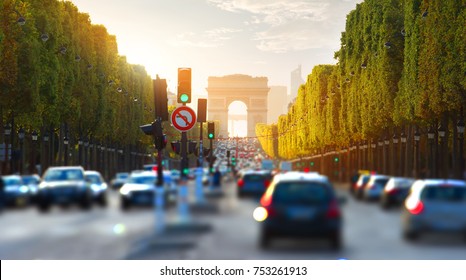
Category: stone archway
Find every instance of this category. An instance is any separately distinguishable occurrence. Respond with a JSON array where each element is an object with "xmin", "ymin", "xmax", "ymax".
[{"xmin": 206, "ymin": 74, "xmax": 269, "ymax": 138}]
